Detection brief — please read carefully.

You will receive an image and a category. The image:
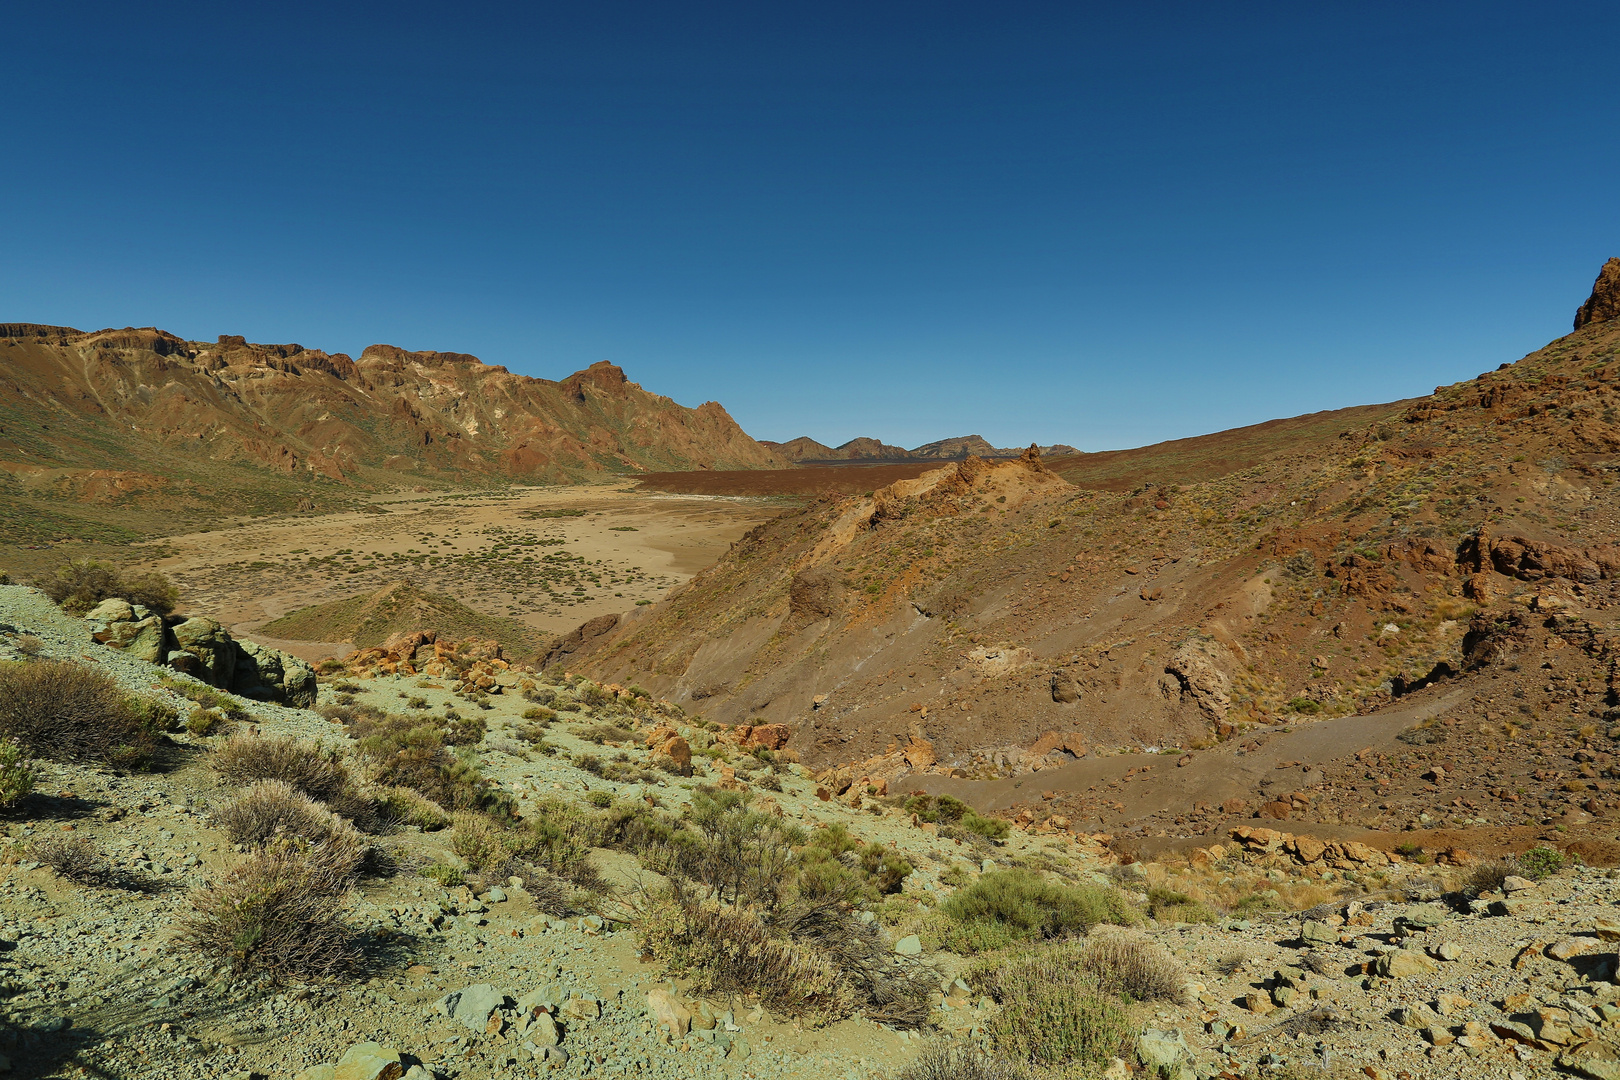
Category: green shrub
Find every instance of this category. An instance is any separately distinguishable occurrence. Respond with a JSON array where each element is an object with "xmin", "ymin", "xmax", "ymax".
[
  {"xmin": 957, "ymin": 811, "xmax": 1010, "ymax": 841},
  {"xmin": 422, "ymin": 863, "xmax": 465, "ymax": 887},
  {"xmin": 521, "ymin": 705, "xmax": 556, "ymax": 722},
  {"xmin": 1517, "ymin": 847, "xmax": 1566, "ymax": 881},
  {"xmin": 586, "ymin": 790, "xmax": 614, "ymax": 808},
  {"xmin": 967, "ymin": 940, "xmax": 1133, "ymax": 1069},
  {"xmin": 186, "ymin": 706, "xmax": 225, "ymax": 736},
  {"xmin": 0, "ymin": 739, "xmax": 35, "ymax": 810},
  {"xmin": 937, "ymin": 870, "xmax": 1135, "ymax": 951},
  {"xmin": 0, "ymin": 661, "xmax": 163, "ymax": 768},
  {"xmin": 38, "ymin": 559, "xmax": 179, "ymax": 615},
  {"xmin": 345, "ymin": 709, "xmax": 512, "ymax": 818}
]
